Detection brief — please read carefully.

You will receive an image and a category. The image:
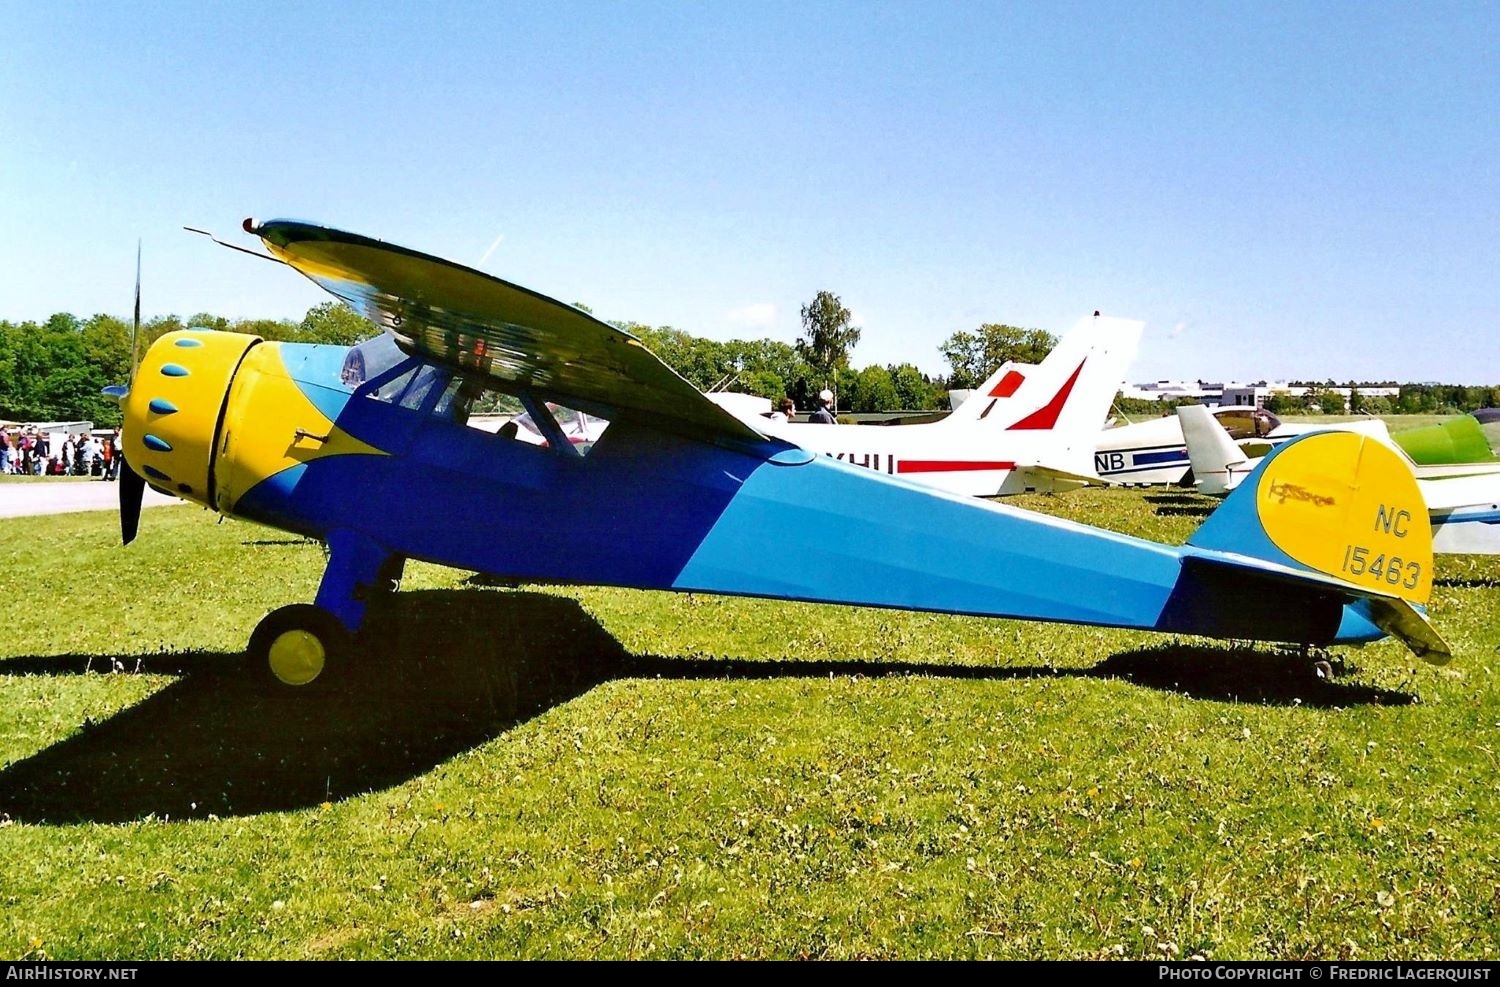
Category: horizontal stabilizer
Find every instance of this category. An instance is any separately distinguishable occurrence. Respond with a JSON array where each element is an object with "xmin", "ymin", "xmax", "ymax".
[
  {"xmin": 1180, "ymin": 550, "xmax": 1451, "ymax": 663},
  {"xmin": 1011, "ymin": 462, "xmax": 1107, "ymax": 491}
]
